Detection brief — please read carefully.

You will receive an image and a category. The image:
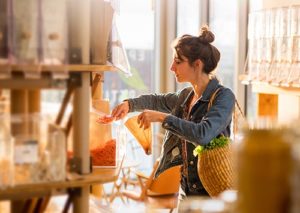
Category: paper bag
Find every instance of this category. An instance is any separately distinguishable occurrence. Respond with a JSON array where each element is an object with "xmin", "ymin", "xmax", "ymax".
[{"xmin": 125, "ymin": 115, "xmax": 152, "ymax": 155}]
